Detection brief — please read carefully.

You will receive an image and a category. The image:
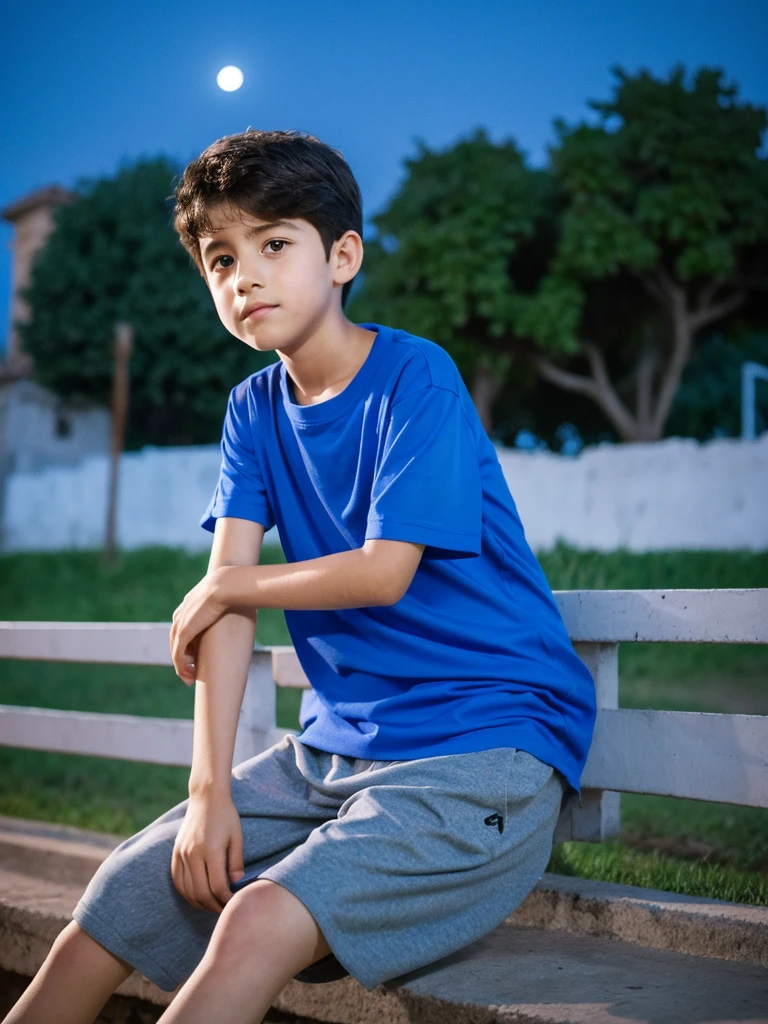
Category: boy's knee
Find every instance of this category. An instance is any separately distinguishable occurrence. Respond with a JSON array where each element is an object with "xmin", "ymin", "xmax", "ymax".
[
  {"xmin": 223, "ymin": 878, "xmax": 311, "ymax": 929},
  {"xmin": 214, "ymin": 879, "xmax": 328, "ymax": 958}
]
